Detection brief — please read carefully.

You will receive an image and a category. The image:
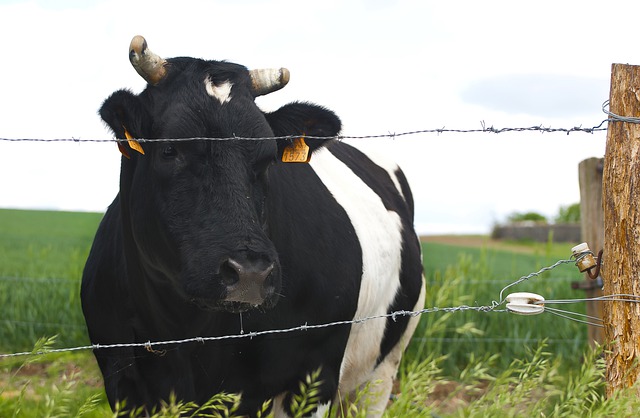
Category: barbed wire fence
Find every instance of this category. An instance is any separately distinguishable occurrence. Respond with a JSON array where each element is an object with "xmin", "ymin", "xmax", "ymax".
[
  {"xmin": 0, "ymin": 258, "xmax": 574, "ymax": 358},
  {"xmin": 0, "ymin": 100, "xmax": 629, "ymax": 144},
  {"xmin": 0, "ymin": 122, "xmax": 610, "ymax": 144},
  {"xmin": 1, "ymin": 249, "xmax": 639, "ymax": 359},
  {"xmin": 0, "ymin": 100, "xmax": 632, "ymax": 145},
  {"xmin": 1, "ymin": 100, "xmax": 637, "ymax": 359}
]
